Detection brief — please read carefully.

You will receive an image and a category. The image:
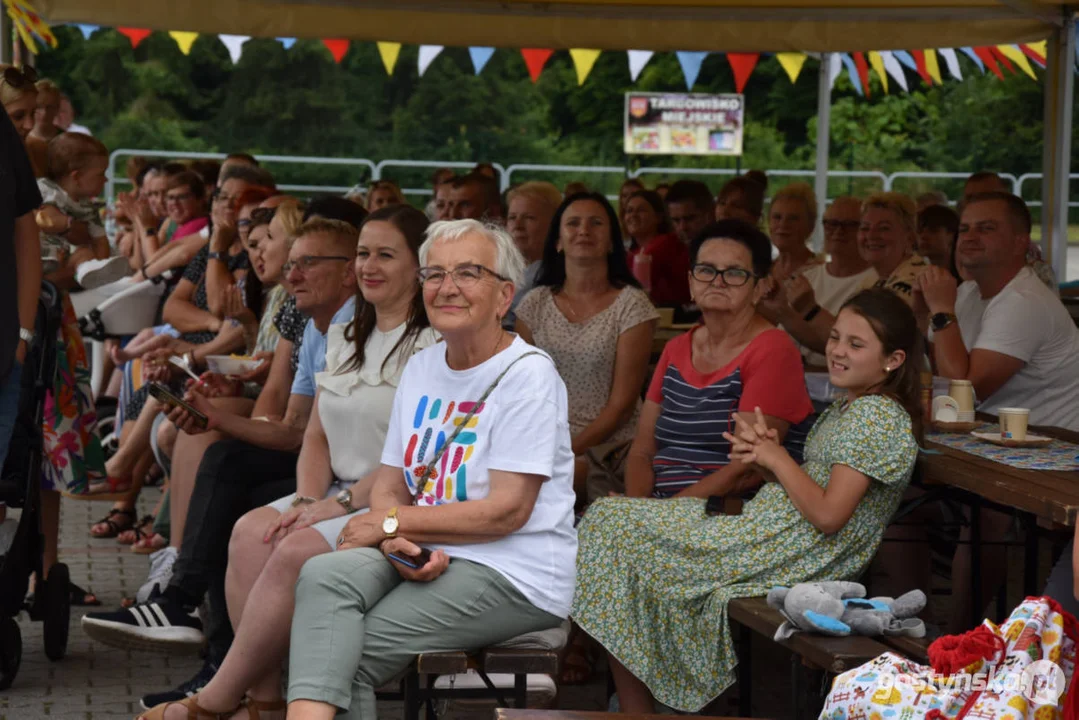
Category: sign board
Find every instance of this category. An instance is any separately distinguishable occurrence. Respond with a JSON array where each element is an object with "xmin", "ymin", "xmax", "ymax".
[{"xmin": 623, "ymin": 92, "xmax": 744, "ymax": 156}]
